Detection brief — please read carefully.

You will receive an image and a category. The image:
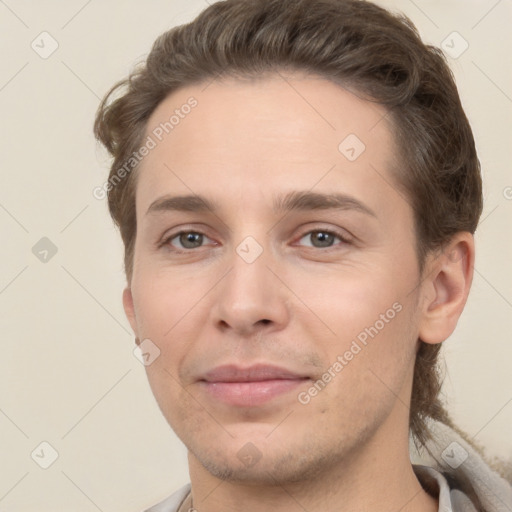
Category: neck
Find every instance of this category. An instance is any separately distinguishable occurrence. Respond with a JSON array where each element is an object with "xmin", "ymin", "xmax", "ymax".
[{"xmin": 186, "ymin": 409, "xmax": 438, "ymax": 512}]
